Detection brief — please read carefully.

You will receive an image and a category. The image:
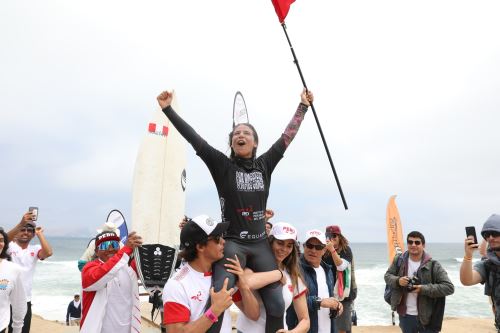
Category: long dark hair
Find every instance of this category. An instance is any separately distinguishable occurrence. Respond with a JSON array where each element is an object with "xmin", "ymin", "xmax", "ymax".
[
  {"xmin": 228, "ymin": 123, "xmax": 259, "ymax": 159},
  {"xmin": 268, "ymin": 235, "xmax": 304, "ymax": 291},
  {"xmin": 0, "ymin": 228, "xmax": 11, "ymax": 260}
]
